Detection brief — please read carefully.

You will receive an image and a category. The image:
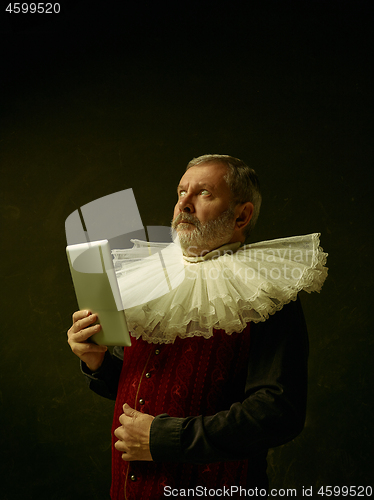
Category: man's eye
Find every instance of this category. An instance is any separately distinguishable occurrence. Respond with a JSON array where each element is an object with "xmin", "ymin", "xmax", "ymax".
[
  {"xmin": 179, "ymin": 191, "xmax": 186, "ymax": 197},
  {"xmin": 200, "ymin": 190, "xmax": 210, "ymax": 195}
]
